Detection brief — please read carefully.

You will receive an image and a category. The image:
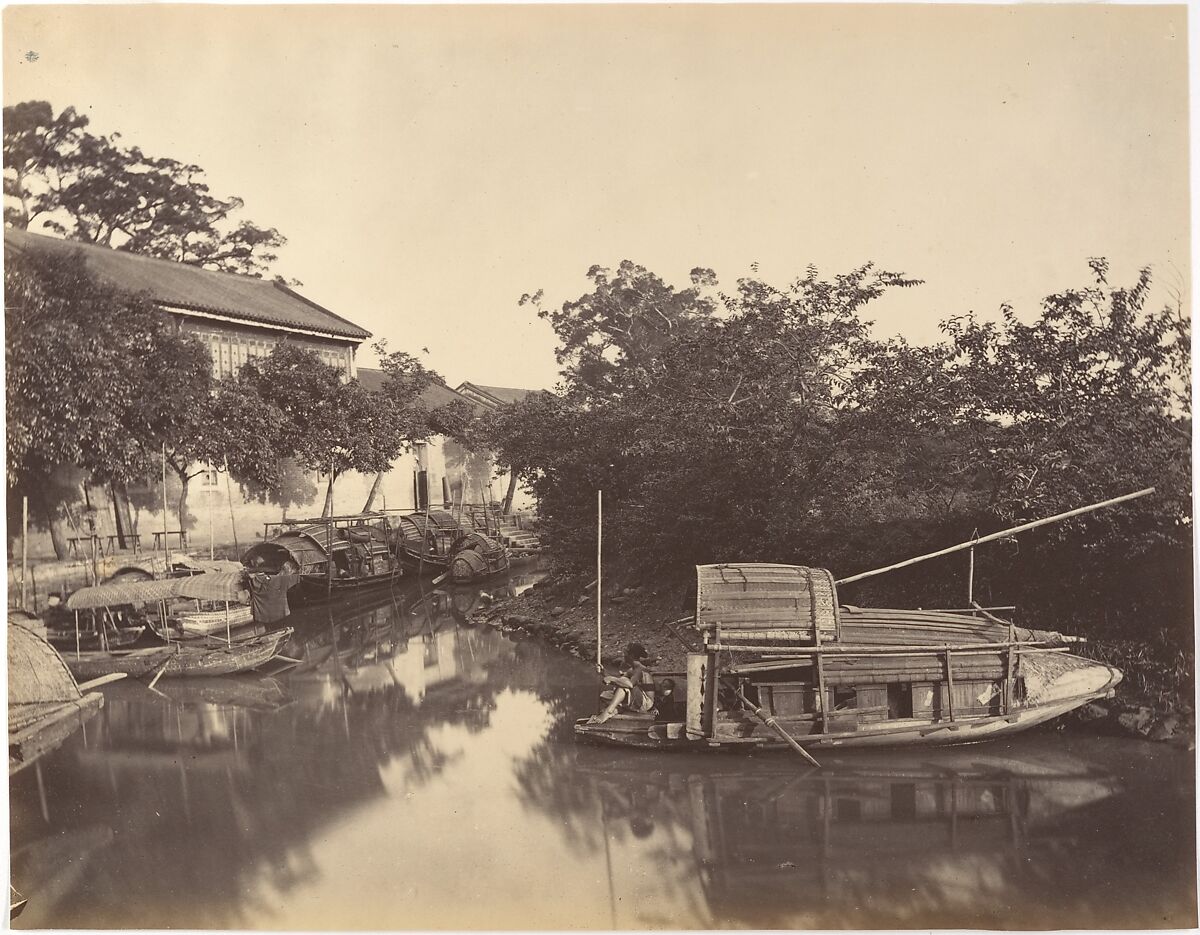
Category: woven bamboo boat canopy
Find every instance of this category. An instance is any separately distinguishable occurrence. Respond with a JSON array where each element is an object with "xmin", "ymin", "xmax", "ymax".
[
  {"xmin": 66, "ymin": 571, "xmax": 249, "ymax": 610},
  {"xmin": 696, "ymin": 563, "xmax": 840, "ymax": 638}
]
